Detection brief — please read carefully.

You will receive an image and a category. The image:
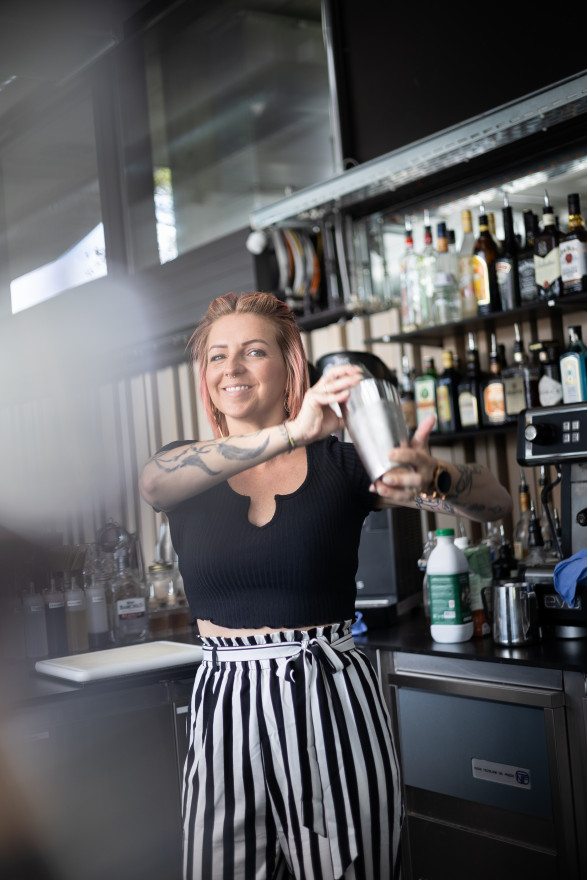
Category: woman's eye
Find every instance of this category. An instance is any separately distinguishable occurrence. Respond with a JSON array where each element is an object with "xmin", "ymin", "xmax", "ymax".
[
  {"xmin": 209, "ymin": 354, "xmax": 225, "ymax": 362},
  {"xmin": 248, "ymin": 349, "xmax": 266, "ymax": 357}
]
